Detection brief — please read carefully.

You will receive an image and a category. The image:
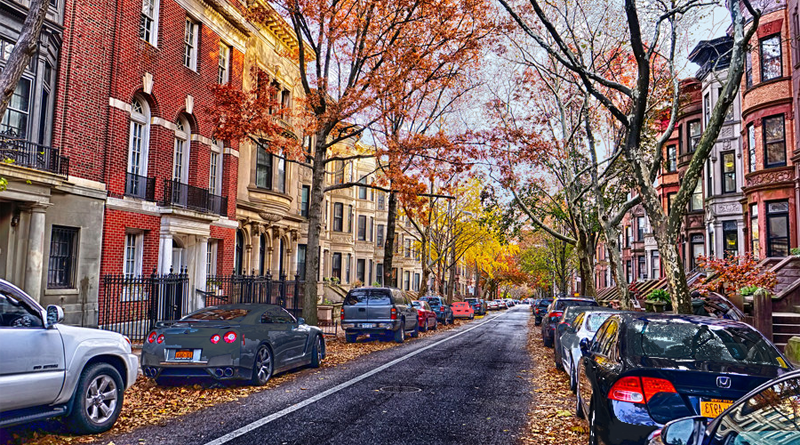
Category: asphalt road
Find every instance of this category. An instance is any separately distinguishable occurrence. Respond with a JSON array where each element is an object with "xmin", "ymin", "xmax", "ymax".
[{"xmin": 93, "ymin": 306, "xmax": 533, "ymax": 445}]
